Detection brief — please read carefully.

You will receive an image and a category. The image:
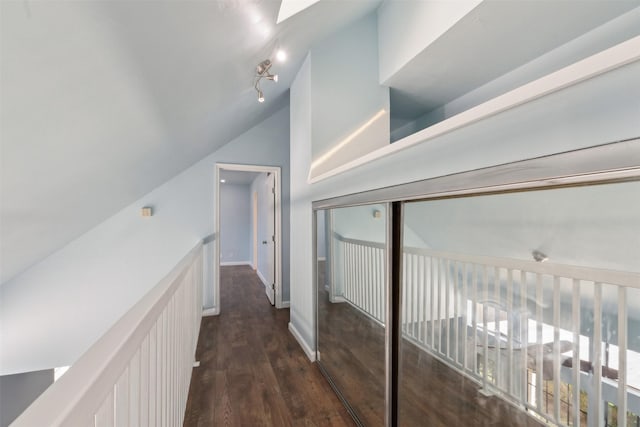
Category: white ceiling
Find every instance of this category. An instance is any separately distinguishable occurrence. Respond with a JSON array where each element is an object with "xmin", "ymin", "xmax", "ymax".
[
  {"xmin": 0, "ymin": 0, "xmax": 381, "ymax": 284},
  {"xmin": 387, "ymin": 1, "xmax": 640, "ymax": 119},
  {"xmin": 2, "ymin": 0, "xmax": 637, "ymax": 285},
  {"xmin": 220, "ymin": 170, "xmax": 261, "ymax": 185}
]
